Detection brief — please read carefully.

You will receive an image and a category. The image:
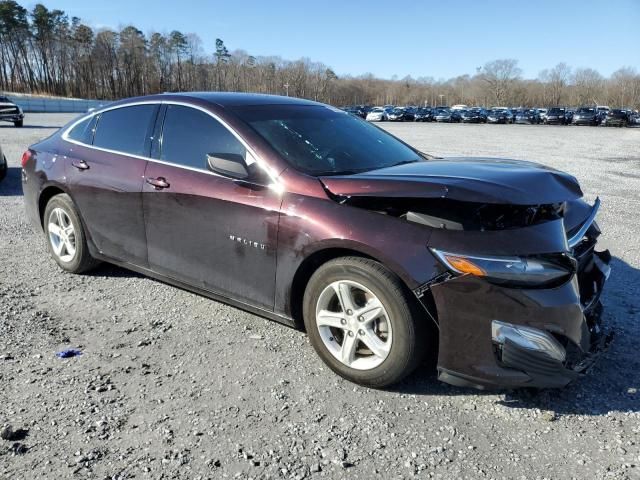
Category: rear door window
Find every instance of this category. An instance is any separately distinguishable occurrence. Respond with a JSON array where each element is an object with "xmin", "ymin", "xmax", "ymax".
[
  {"xmin": 93, "ymin": 105, "xmax": 158, "ymax": 157},
  {"xmin": 159, "ymin": 104, "xmax": 247, "ymax": 170}
]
